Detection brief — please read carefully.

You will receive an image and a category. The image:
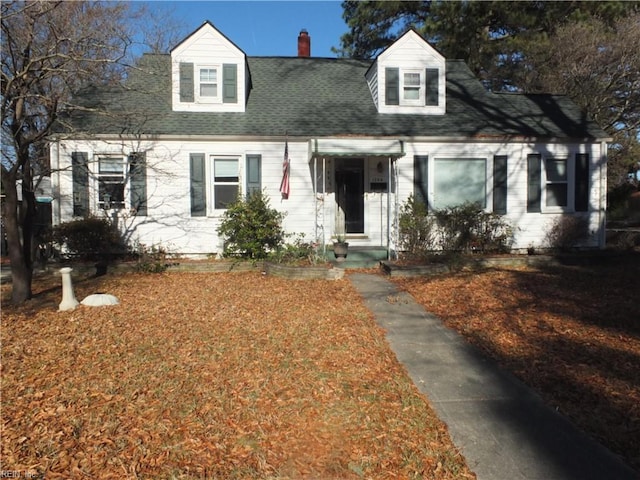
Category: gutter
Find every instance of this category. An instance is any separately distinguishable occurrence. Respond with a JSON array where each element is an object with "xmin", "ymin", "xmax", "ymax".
[{"xmin": 59, "ymin": 133, "xmax": 614, "ymax": 144}]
